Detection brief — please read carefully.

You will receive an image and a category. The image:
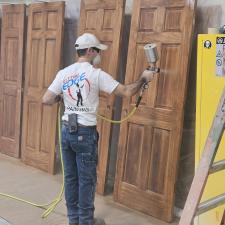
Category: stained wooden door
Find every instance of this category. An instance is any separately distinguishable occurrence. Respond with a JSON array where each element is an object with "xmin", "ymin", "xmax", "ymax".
[
  {"xmin": 21, "ymin": 2, "xmax": 65, "ymax": 173},
  {"xmin": 0, "ymin": 4, "xmax": 25, "ymax": 158},
  {"xmin": 114, "ymin": 0, "xmax": 196, "ymax": 222},
  {"xmin": 78, "ymin": 0, "xmax": 125, "ymax": 194}
]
